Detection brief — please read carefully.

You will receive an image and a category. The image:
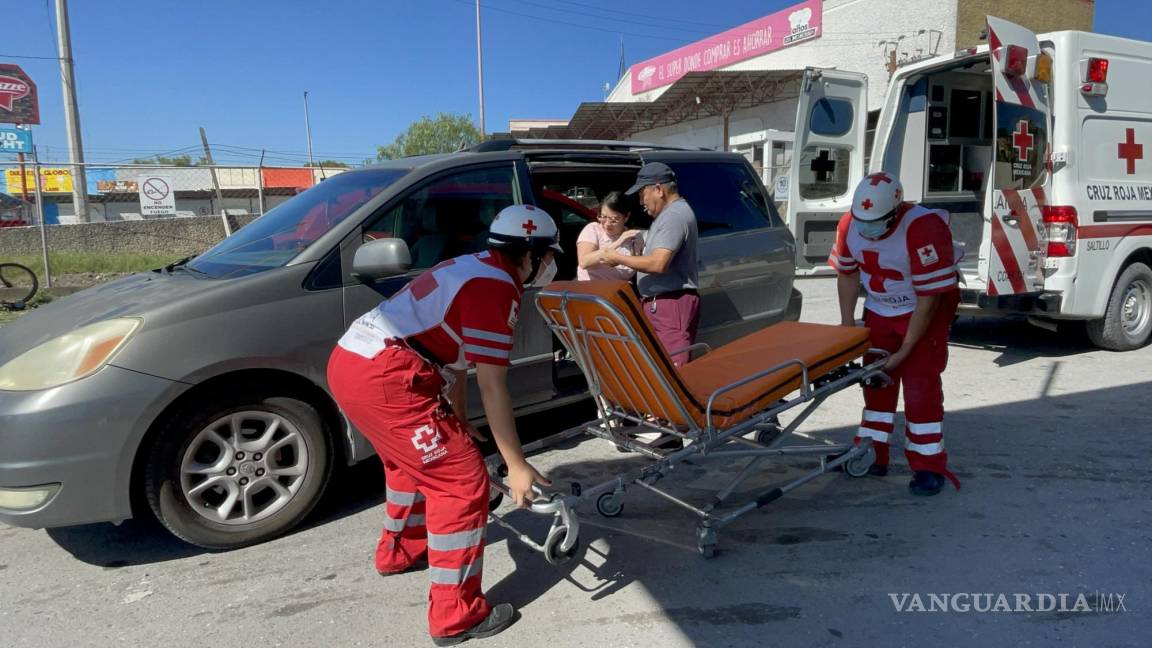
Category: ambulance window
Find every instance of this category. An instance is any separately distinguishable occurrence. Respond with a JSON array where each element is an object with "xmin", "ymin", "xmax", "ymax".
[
  {"xmin": 949, "ymin": 89, "xmax": 982, "ymax": 138},
  {"xmin": 809, "ymin": 98, "xmax": 853, "ymax": 137},
  {"xmin": 797, "ymin": 146, "xmax": 851, "ymax": 199}
]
